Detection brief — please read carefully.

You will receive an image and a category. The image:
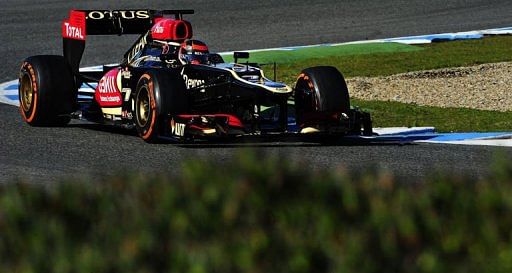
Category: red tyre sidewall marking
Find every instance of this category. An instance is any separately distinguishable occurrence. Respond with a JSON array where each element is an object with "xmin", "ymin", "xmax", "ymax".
[
  {"xmin": 296, "ymin": 73, "xmax": 322, "ymax": 128},
  {"xmin": 19, "ymin": 62, "xmax": 38, "ymax": 123},
  {"xmin": 304, "ymin": 76, "xmax": 319, "ymax": 110},
  {"xmin": 297, "ymin": 74, "xmax": 318, "ymax": 111},
  {"xmin": 141, "ymin": 74, "xmax": 157, "ymax": 140}
]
